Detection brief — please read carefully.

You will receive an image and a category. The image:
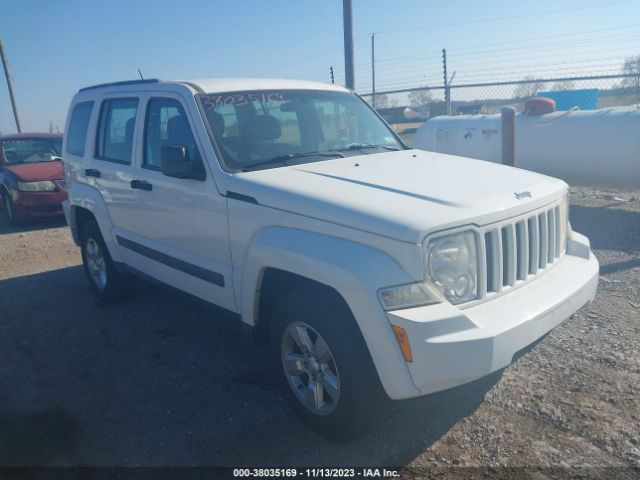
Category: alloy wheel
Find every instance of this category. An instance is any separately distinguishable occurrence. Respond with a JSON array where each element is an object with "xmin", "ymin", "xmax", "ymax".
[
  {"xmin": 281, "ymin": 321, "xmax": 340, "ymax": 415},
  {"xmin": 85, "ymin": 238, "xmax": 107, "ymax": 290}
]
